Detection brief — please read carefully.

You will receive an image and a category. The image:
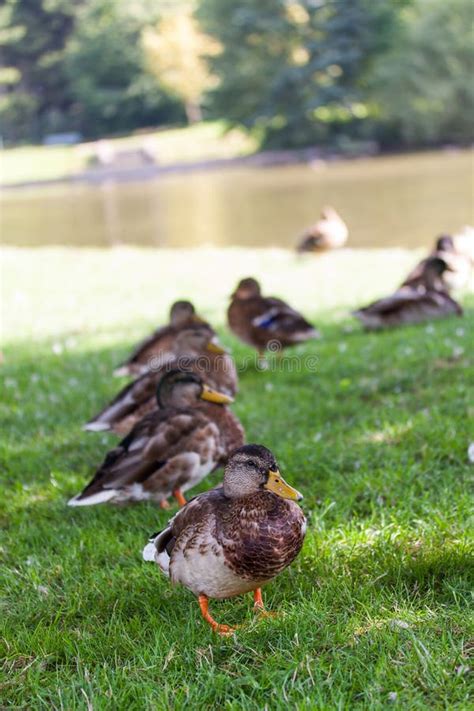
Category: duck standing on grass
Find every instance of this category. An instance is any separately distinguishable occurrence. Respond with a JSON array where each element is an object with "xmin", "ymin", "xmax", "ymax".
[
  {"xmin": 69, "ymin": 371, "xmax": 244, "ymax": 509},
  {"xmin": 143, "ymin": 444, "xmax": 306, "ymax": 635},
  {"xmin": 85, "ymin": 328, "xmax": 238, "ymax": 434},
  {"xmin": 353, "ymin": 258, "xmax": 463, "ymax": 330},
  {"xmin": 297, "ymin": 206, "xmax": 348, "ymax": 252},
  {"xmin": 227, "ymin": 277, "xmax": 319, "ymax": 361},
  {"xmin": 114, "ymin": 300, "xmax": 215, "ymax": 377}
]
